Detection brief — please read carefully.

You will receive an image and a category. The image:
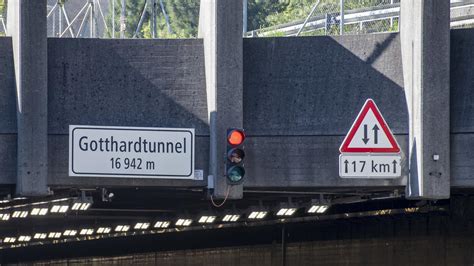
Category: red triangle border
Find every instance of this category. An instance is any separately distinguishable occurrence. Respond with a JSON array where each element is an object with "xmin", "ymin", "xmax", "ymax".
[{"xmin": 339, "ymin": 99, "xmax": 400, "ymax": 153}]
